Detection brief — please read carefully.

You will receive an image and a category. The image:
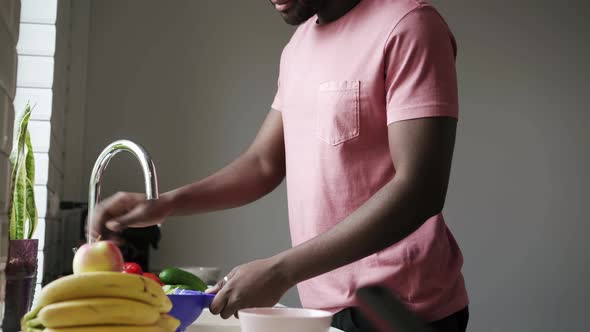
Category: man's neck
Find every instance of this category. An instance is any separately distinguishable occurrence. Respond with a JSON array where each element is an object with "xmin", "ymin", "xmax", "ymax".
[{"xmin": 316, "ymin": 0, "xmax": 362, "ymax": 25}]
